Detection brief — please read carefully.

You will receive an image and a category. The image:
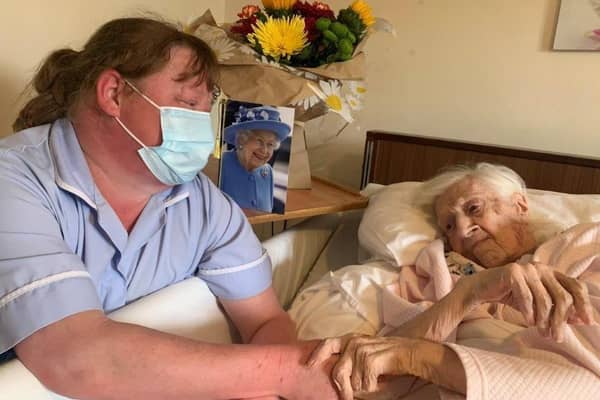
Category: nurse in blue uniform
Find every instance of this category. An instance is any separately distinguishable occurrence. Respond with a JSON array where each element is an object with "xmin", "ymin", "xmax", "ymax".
[{"xmin": 221, "ymin": 106, "xmax": 291, "ymax": 213}]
